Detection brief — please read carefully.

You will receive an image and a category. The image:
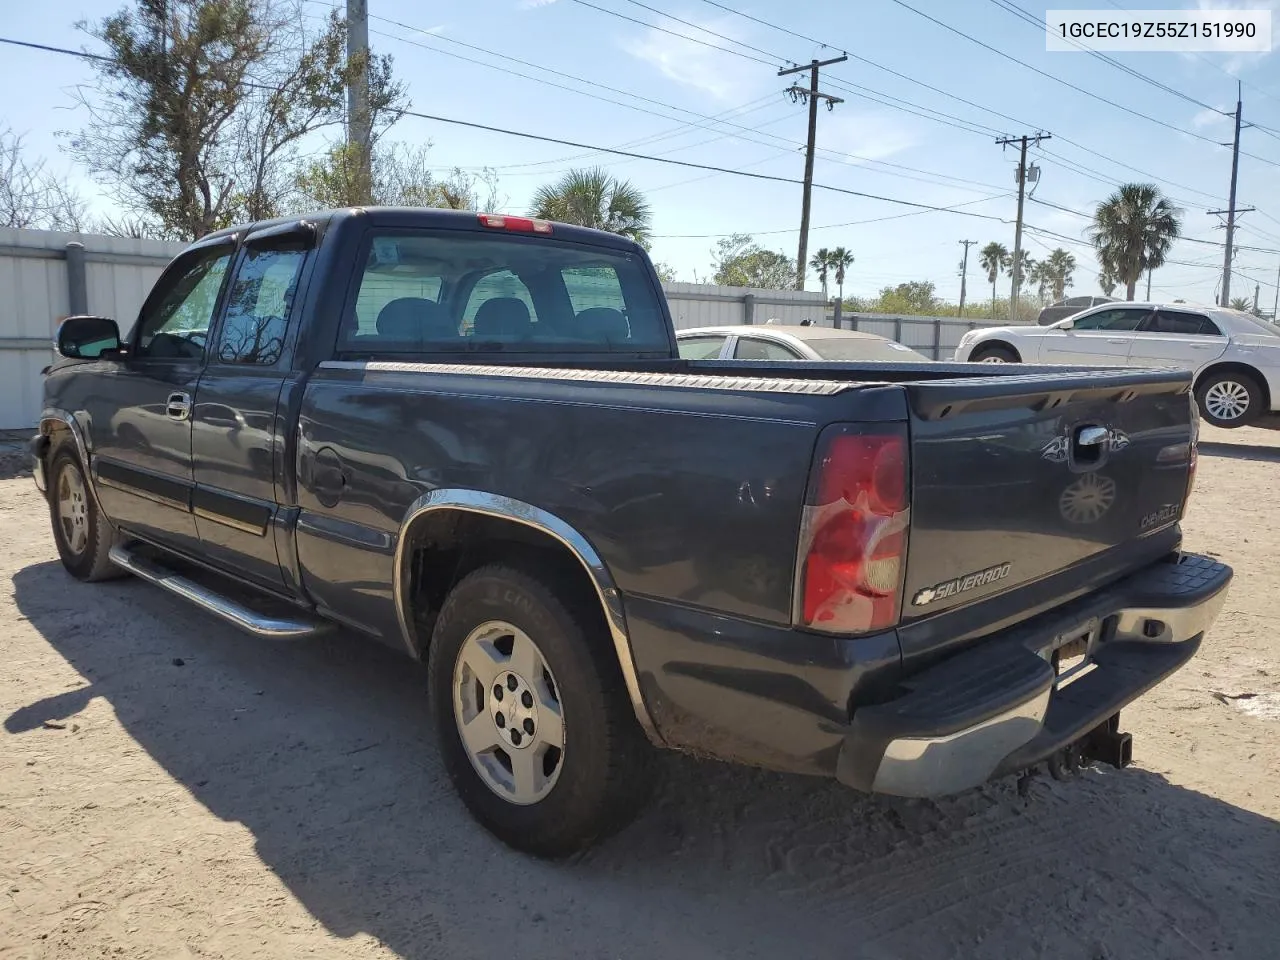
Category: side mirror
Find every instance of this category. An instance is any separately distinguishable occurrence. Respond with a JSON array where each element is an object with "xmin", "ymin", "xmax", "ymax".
[{"xmin": 56, "ymin": 315, "xmax": 122, "ymax": 359}]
